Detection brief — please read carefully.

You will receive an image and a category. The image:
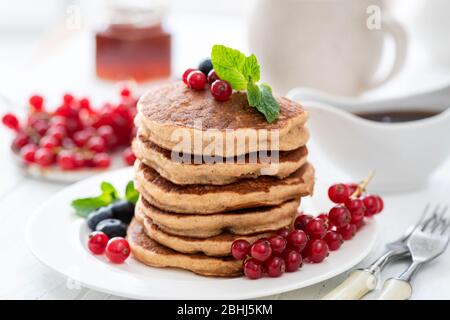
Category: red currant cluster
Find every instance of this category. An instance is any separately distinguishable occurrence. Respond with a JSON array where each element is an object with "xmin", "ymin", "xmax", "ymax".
[
  {"xmin": 1, "ymin": 88, "xmax": 138, "ymax": 170},
  {"xmin": 182, "ymin": 65, "xmax": 232, "ymax": 102},
  {"xmin": 231, "ymin": 177, "xmax": 384, "ymax": 280},
  {"xmin": 88, "ymin": 231, "xmax": 130, "ymax": 264}
]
